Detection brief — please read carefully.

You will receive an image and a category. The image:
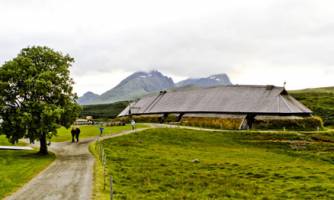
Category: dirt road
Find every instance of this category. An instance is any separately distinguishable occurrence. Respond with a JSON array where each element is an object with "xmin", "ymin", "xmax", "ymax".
[
  {"xmin": 6, "ymin": 138, "xmax": 95, "ymax": 200},
  {"xmin": 6, "ymin": 128, "xmax": 149, "ymax": 200}
]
